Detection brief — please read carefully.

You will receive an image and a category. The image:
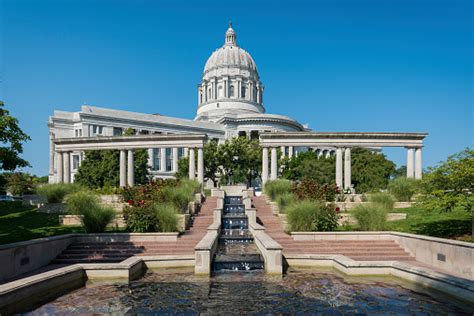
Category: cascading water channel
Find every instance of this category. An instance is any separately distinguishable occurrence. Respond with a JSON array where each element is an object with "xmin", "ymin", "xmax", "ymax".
[{"xmin": 213, "ymin": 196, "xmax": 264, "ymax": 271}]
